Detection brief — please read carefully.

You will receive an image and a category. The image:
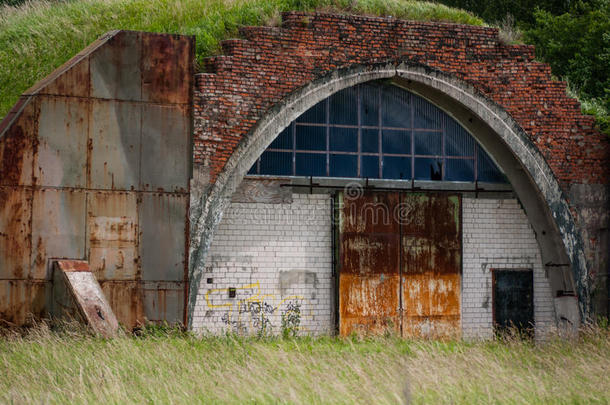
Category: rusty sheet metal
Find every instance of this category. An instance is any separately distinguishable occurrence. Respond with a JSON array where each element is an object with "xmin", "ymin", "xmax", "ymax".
[
  {"xmin": 36, "ymin": 97, "xmax": 88, "ymax": 188},
  {"xmin": 143, "ymin": 281, "xmax": 185, "ymax": 324},
  {"xmin": 141, "ymin": 34, "xmax": 194, "ymax": 105},
  {"xmin": 52, "ymin": 260, "xmax": 119, "ymax": 337},
  {"xmin": 0, "ymin": 280, "xmax": 49, "ymax": 325},
  {"xmin": 0, "ymin": 99, "xmax": 38, "ymax": 187},
  {"xmin": 87, "ymin": 191, "xmax": 139, "ymax": 281},
  {"xmin": 31, "ymin": 189, "xmax": 86, "ymax": 280},
  {"xmin": 139, "ymin": 193, "xmax": 188, "ymax": 282},
  {"xmin": 0, "ymin": 187, "xmax": 32, "ymax": 279},
  {"xmin": 339, "ymin": 192, "xmax": 401, "ymax": 336},
  {"xmin": 89, "ymin": 101, "xmax": 141, "ymax": 190},
  {"xmin": 401, "ymin": 193, "xmax": 461, "ymax": 339},
  {"xmin": 90, "ymin": 31, "xmax": 142, "ymax": 101},
  {"xmin": 140, "ymin": 104, "xmax": 190, "ymax": 192},
  {"xmin": 99, "ymin": 281, "xmax": 144, "ymax": 328}
]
